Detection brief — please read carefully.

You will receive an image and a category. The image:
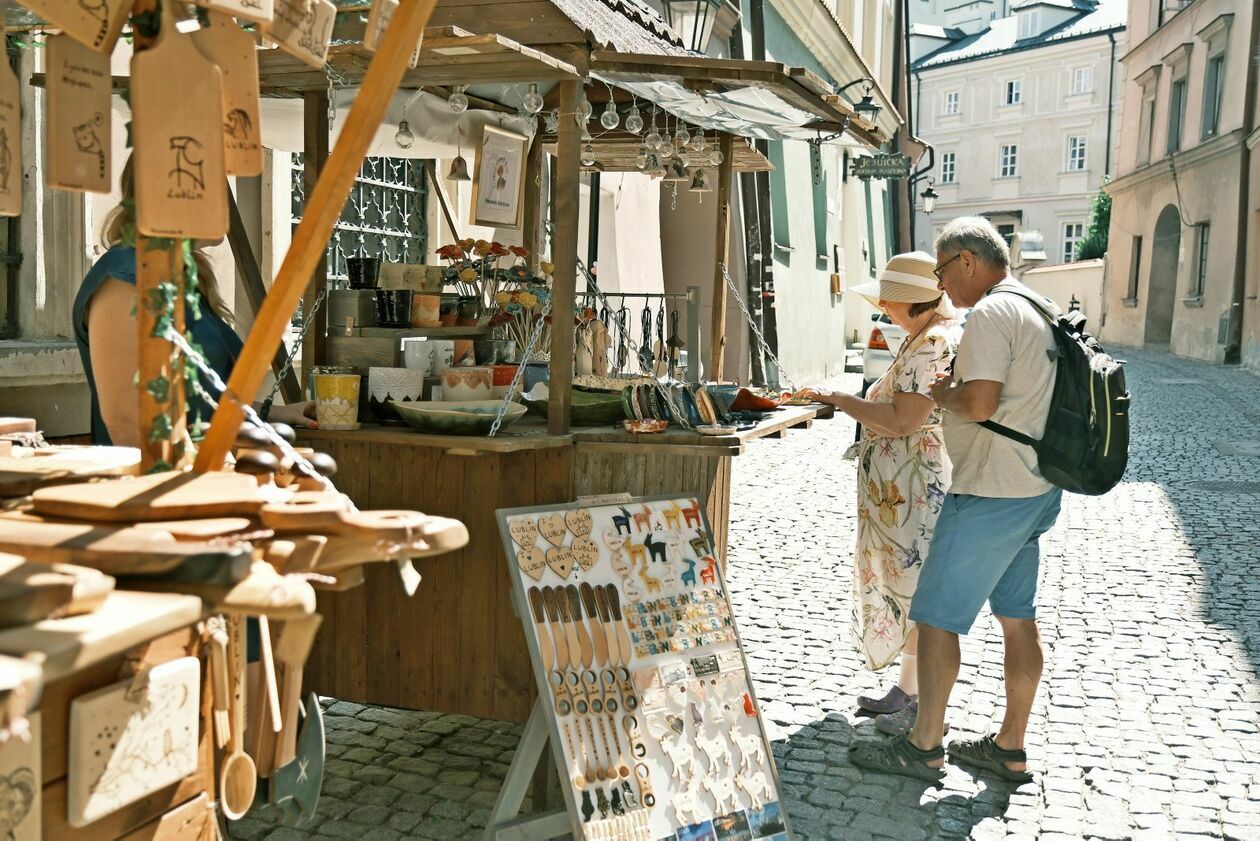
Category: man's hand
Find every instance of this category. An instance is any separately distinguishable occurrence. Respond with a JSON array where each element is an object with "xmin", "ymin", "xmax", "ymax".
[{"xmin": 930, "ymin": 373, "xmax": 954, "ymax": 407}]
